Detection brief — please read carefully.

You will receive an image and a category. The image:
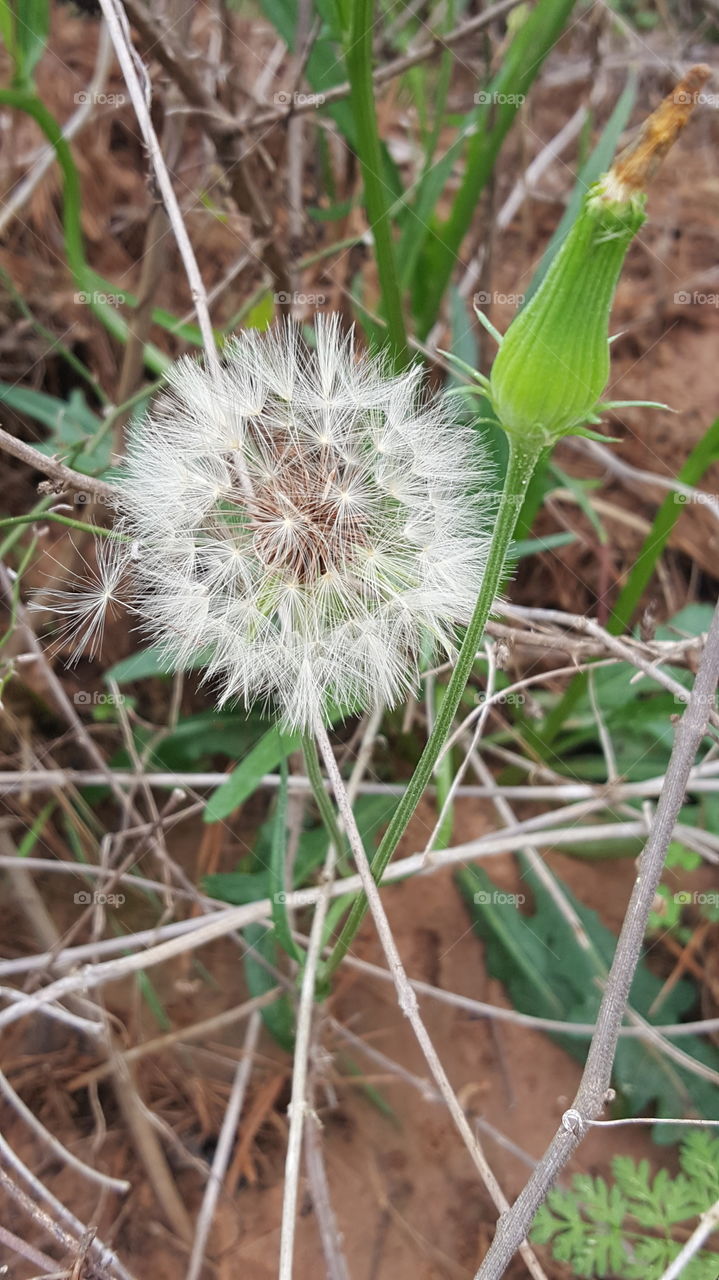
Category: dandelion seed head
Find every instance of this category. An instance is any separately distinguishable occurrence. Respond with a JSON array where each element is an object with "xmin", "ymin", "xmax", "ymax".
[{"xmin": 58, "ymin": 318, "xmax": 493, "ymax": 728}]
